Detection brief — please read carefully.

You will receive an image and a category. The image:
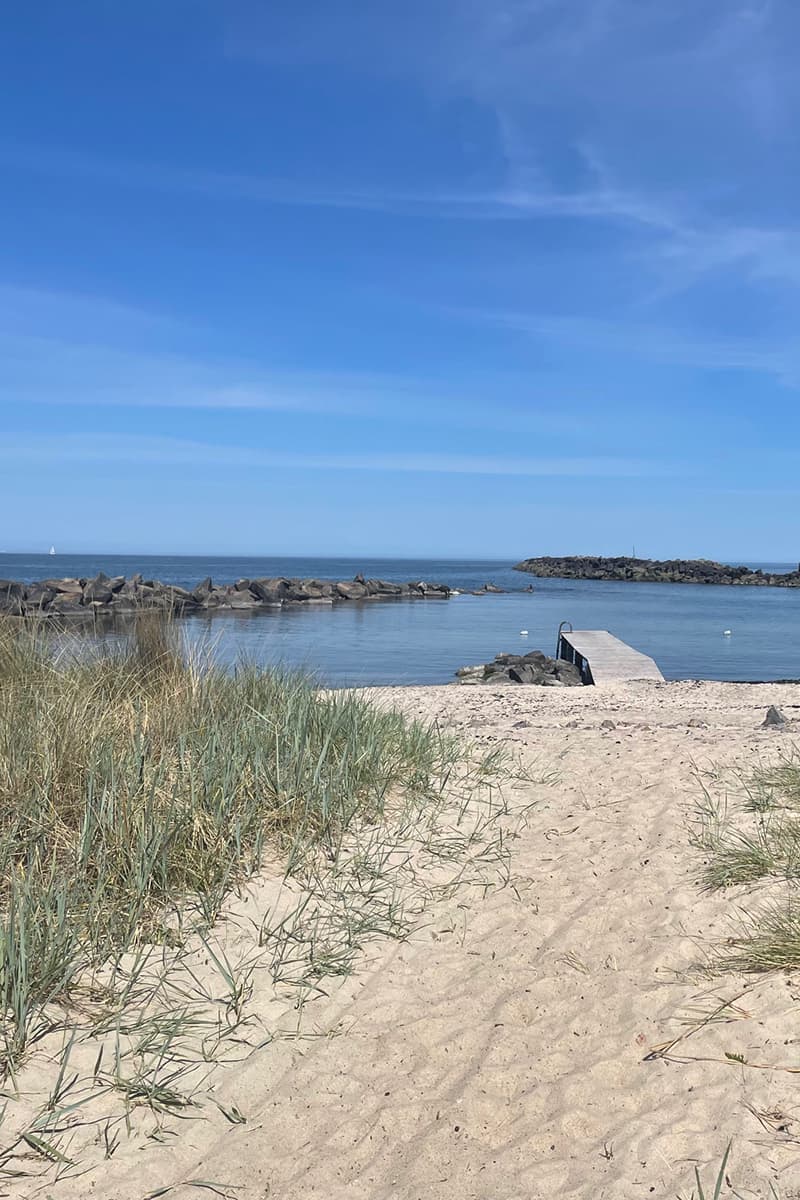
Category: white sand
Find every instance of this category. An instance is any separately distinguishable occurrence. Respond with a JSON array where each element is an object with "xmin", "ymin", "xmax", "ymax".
[{"xmin": 15, "ymin": 681, "xmax": 800, "ymax": 1198}]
